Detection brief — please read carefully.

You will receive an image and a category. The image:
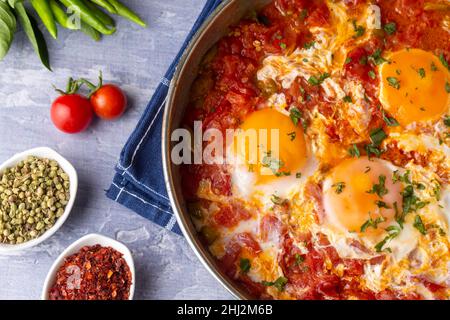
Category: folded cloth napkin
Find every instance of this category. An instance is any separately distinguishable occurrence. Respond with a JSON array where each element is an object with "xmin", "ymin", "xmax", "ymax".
[{"xmin": 106, "ymin": 0, "xmax": 223, "ymax": 235}]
